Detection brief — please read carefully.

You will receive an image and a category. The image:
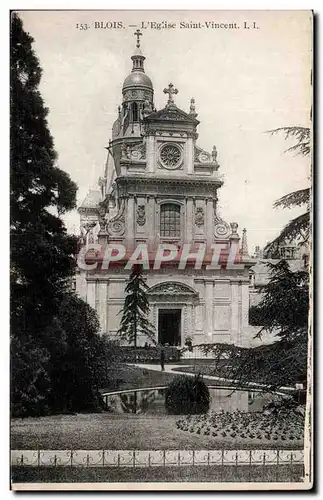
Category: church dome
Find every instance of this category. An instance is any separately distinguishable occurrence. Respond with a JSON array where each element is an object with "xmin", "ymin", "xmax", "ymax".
[
  {"xmin": 122, "ymin": 71, "xmax": 153, "ymax": 90},
  {"xmin": 122, "ymin": 32, "xmax": 153, "ymax": 93}
]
